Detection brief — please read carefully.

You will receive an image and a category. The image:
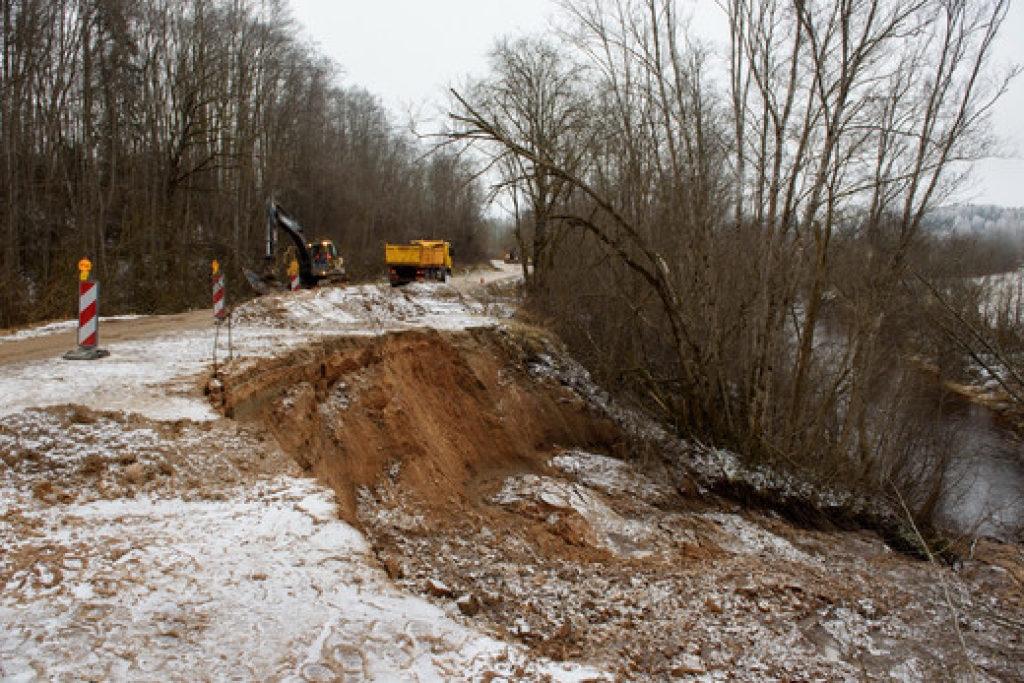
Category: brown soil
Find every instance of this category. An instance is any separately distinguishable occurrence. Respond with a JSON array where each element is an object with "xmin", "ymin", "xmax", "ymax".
[
  {"xmin": 4, "ymin": 276, "xmax": 1020, "ymax": 679},
  {"xmin": 213, "ymin": 325, "xmax": 622, "ymax": 525},
  {"xmin": 211, "ymin": 323, "xmax": 1024, "ymax": 681}
]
